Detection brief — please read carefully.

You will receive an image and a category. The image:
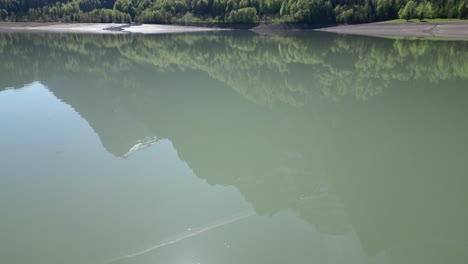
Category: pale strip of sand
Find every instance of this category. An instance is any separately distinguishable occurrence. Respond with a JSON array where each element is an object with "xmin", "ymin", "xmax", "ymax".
[
  {"xmin": 121, "ymin": 24, "xmax": 229, "ymax": 34},
  {"xmin": 314, "ymin": 22, "xmax": 468, "ymax": 39},
  {"xmin": 0, "ymin": 22, "xmax": 230, "ymax": 34},
  {"xmin": 2, "ymin": 22, "xmax": 468, "ymax": 38},
  {"xmin": 0, "ymin": 23, "xmax": 126, "ymax": 33}
]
